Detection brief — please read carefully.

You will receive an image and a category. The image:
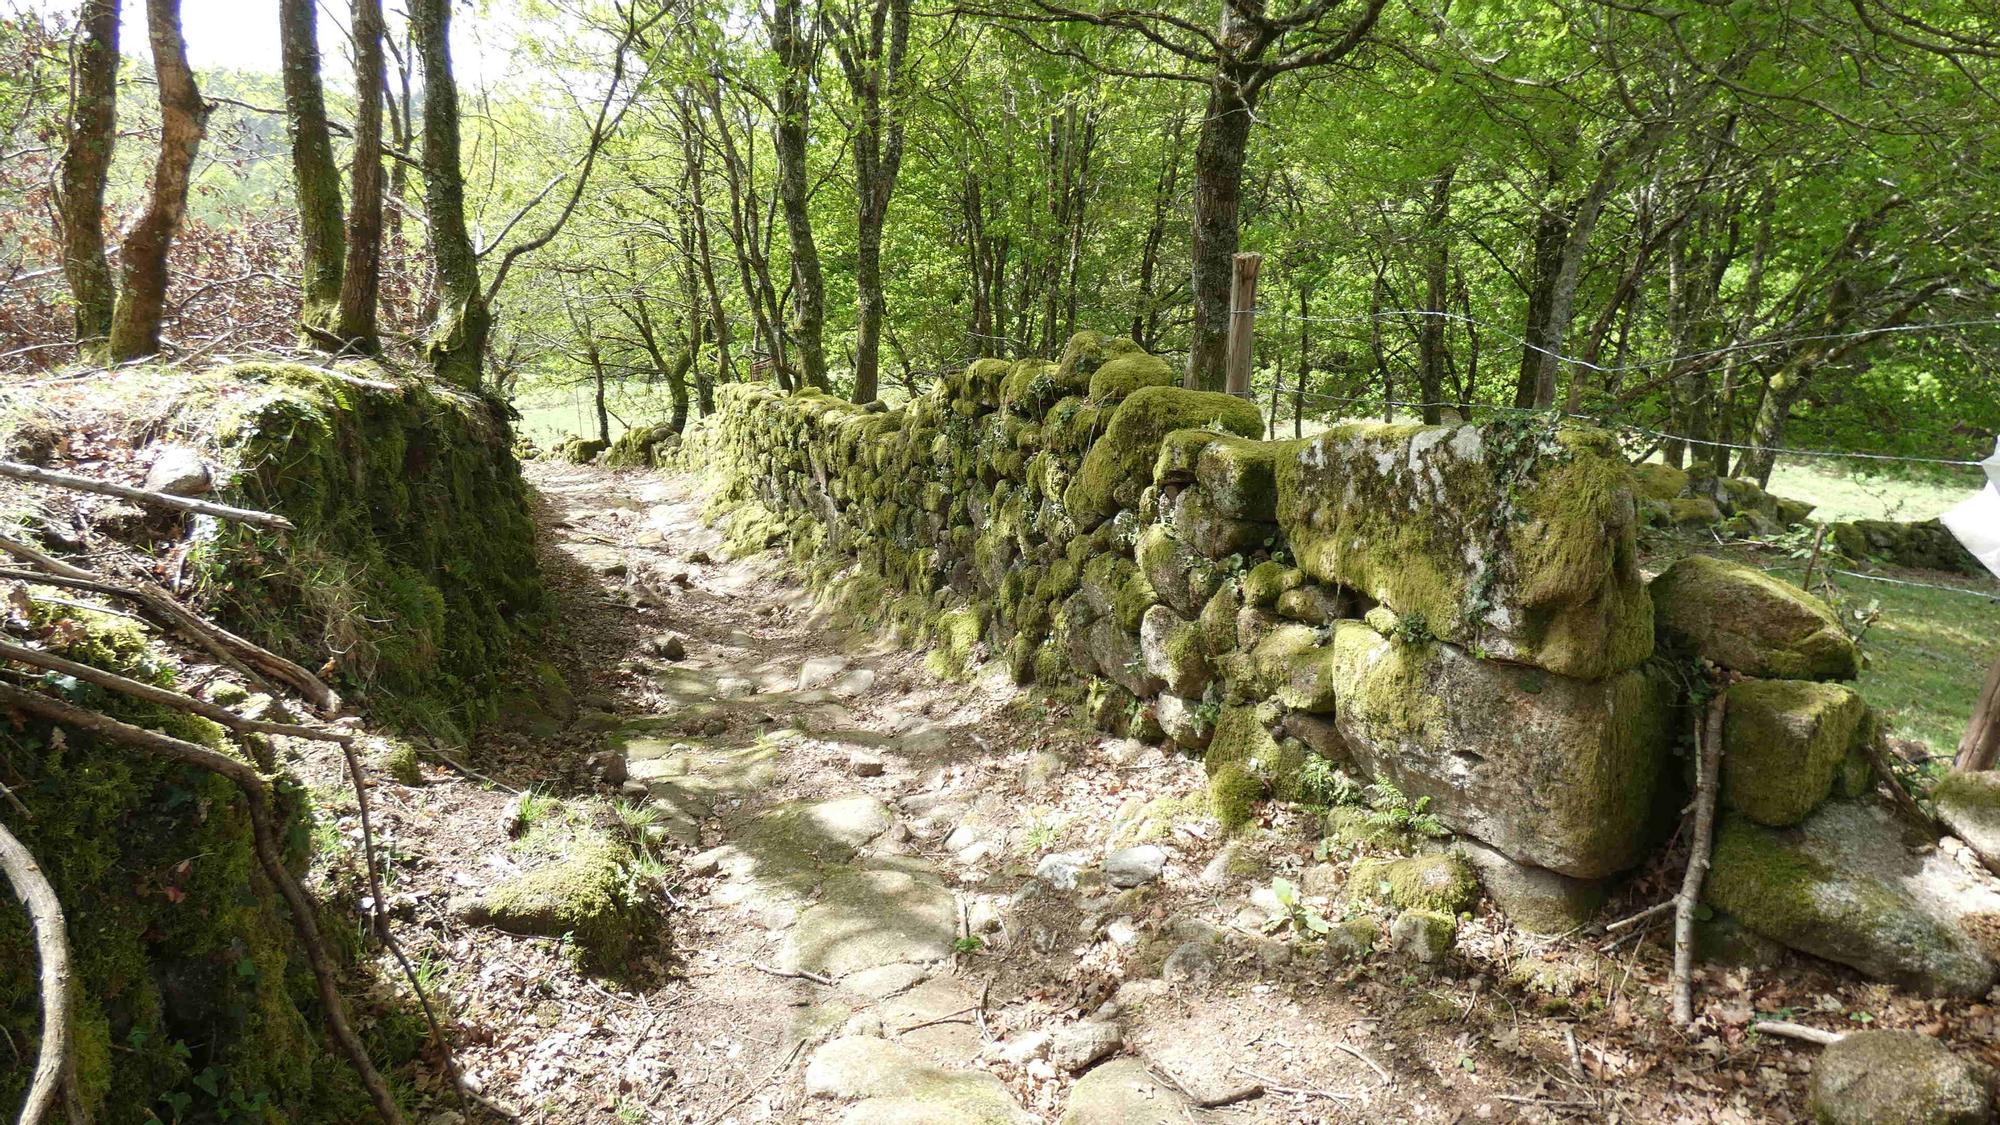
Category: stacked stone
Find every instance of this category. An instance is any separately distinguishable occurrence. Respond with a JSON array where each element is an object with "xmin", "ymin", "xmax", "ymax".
[{"xmin": 679, "ymin": 331, "xmax": 1997, "ymax": 996}]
